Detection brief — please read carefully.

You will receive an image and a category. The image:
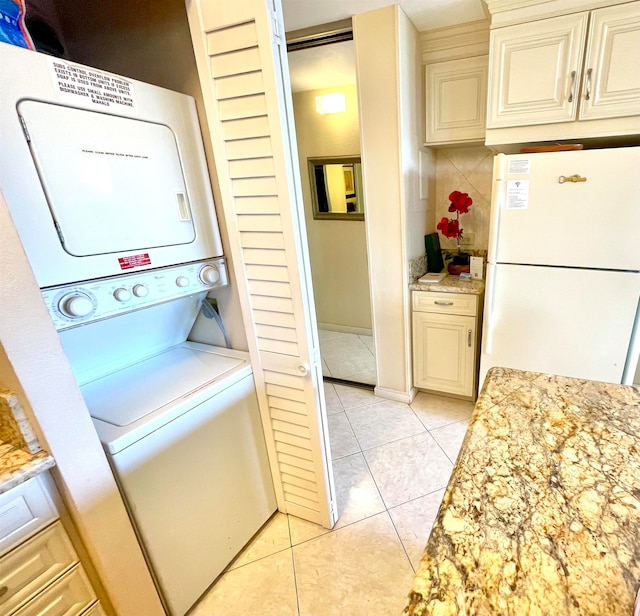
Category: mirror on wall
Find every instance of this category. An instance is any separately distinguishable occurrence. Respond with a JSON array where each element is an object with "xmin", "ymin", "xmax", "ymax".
[{"xmin": 308, "ymin": 156, "xmax": 364, "ymax": 220}]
